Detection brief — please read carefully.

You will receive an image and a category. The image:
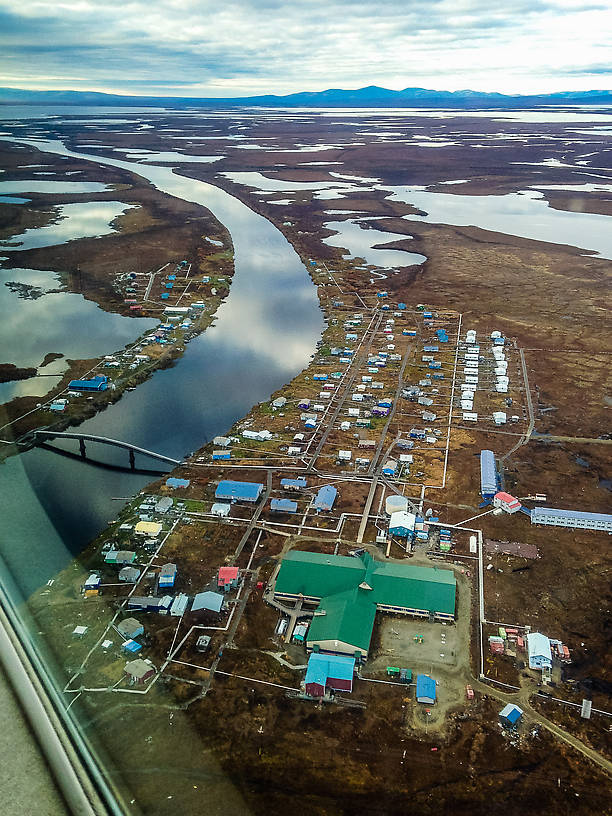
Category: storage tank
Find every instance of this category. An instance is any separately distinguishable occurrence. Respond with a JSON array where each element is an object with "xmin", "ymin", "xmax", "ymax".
[{"xmin": 386, "ymin": 494, "xmax": 409, "ymax": 515}]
